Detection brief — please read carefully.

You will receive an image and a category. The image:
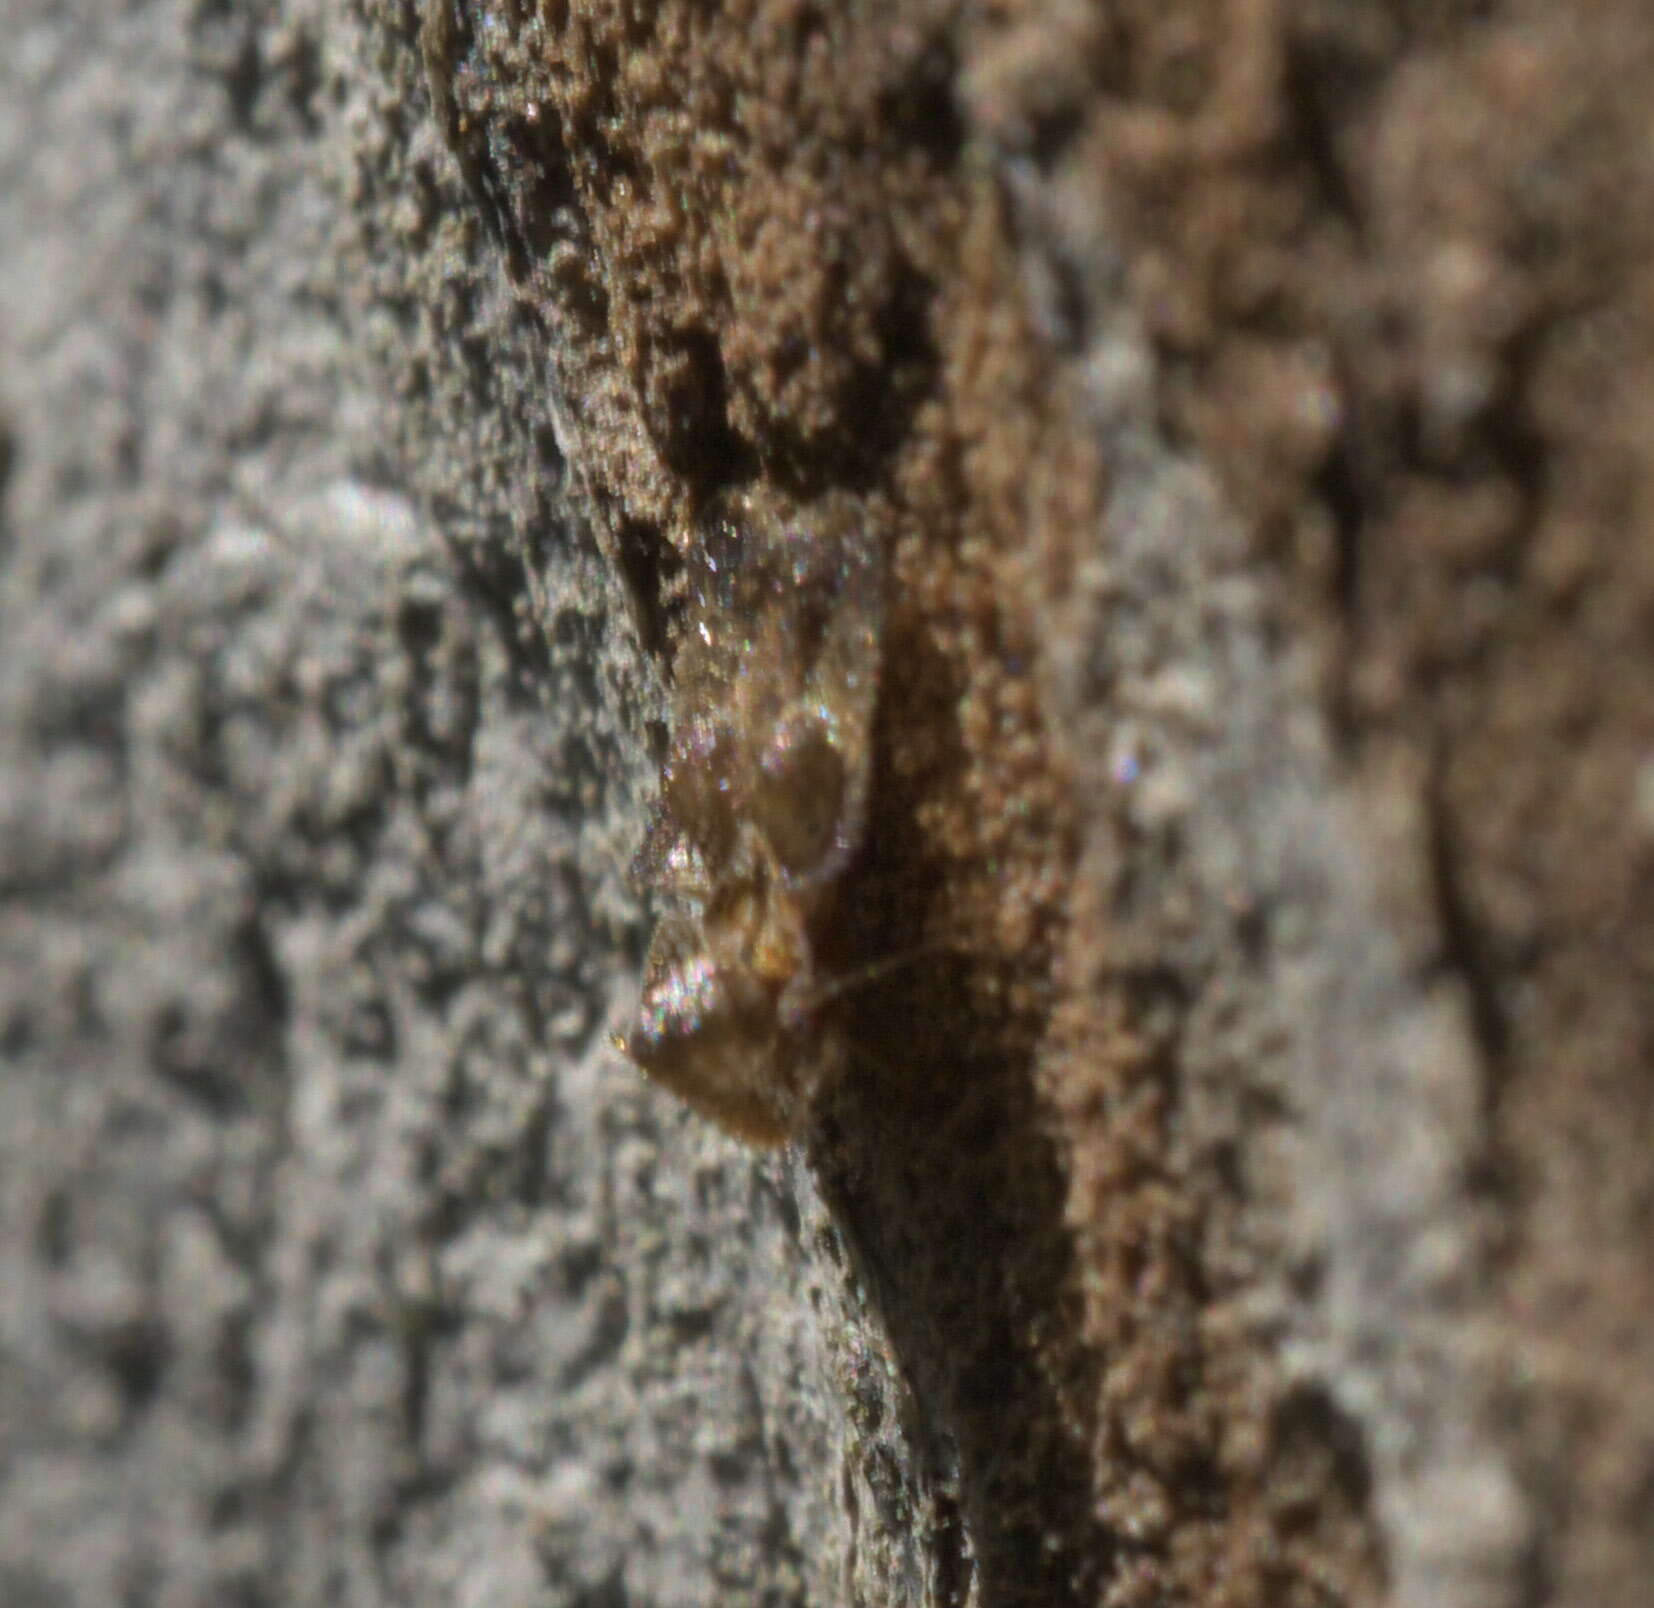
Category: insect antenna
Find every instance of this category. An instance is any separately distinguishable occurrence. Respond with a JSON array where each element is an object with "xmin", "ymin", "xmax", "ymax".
[{"xmin": 789, "ymin": 942, "xmax": 952, "ymax": 1015}]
